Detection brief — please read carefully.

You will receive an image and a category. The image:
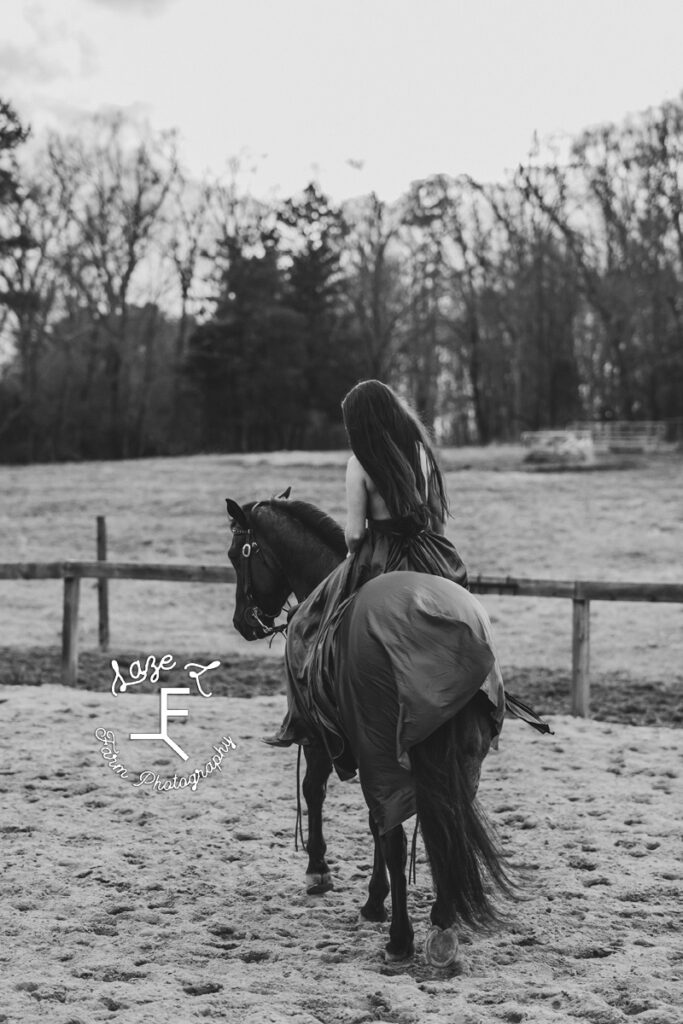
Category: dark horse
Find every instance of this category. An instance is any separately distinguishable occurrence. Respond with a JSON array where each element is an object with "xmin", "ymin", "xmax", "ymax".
[{"xmin": 226, "ymin": 494, "xmax": 516, "ymax": 967}]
